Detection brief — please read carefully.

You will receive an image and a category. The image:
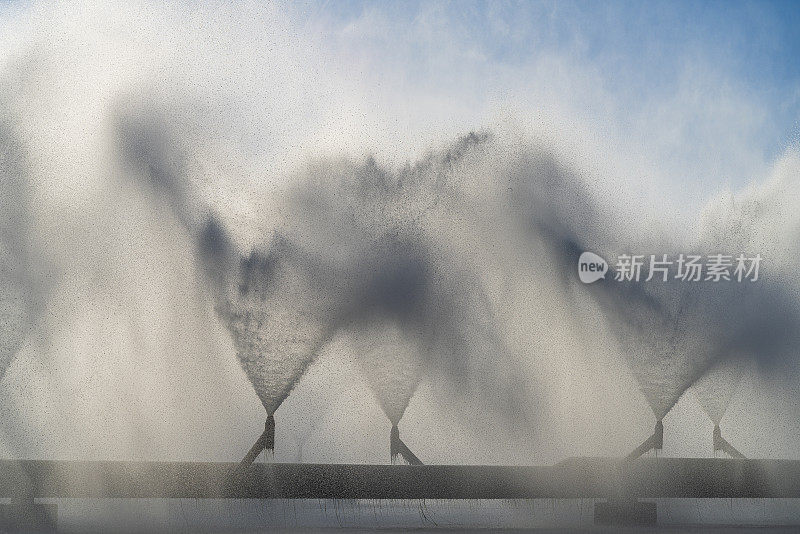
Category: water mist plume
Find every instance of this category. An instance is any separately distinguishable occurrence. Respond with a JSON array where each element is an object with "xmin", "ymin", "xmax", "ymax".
[
  {"xmin": 686, "ymin": 149, "xmax": 800, "ymax": 422},
  {"xmin": 119, "ymin": 91, "xmax": 800, "ymax": 440},
  {"xmin": 0, "ymin": 116, "xmax": 41, "ymax": 383},
  {"xmin": 120, "ymin": 115, "xmax": 520, "ymax": 429},
  {"xmin": 117, "ymin": 110, "xmax": 338, "ymax": 416},
  {"xmin": 1, "ymin": 0, "xmax": 800, "ymax": 469},
  {"xmin": 691, "ymin": 357, "xmax": 750, "ymax": 425},
  {"xmin": 500, "ymin": 140, "xmax": 800, "ymax": 421},
  {"xmin": 350, "ymin": 323, "xmax": 425, "ymax": 426}
]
